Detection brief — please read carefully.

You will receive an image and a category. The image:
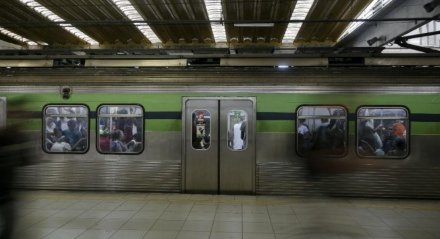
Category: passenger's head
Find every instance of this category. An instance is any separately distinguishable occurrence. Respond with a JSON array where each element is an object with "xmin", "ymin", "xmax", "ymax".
[
  {"xmin": 67, "ymin": 119, "xmax": 77, "ymax": 130},
  {"xmin": 332, "ymin": 110, "xmax": 344, "ymax": 116},
  {"xmin": 53, "ymin": 128, "xmax": 62, "ymax": 139},
  {"xmin": 392, "ymin": 122, "xmax": 405, "ymax": 137},
  {"xmin": 112, "ymin": 130, "xmax": 124, "ymax": 140}
]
